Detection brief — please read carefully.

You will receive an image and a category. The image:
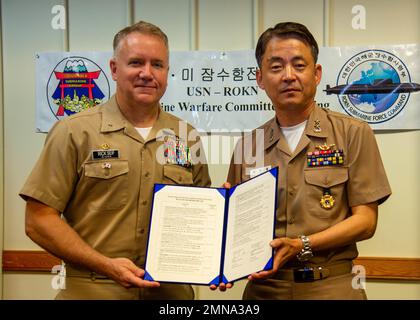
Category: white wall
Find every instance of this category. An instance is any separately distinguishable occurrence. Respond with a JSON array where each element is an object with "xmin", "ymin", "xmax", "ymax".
[
  {"xmin": 1, "ymin": 0, "xmax": 419, "ymax": 300},
  {"xmin": 136, "ymin": 0, "xmax": 195, "ymax": 50}
]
